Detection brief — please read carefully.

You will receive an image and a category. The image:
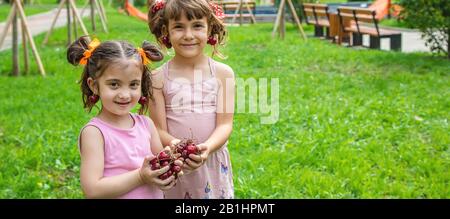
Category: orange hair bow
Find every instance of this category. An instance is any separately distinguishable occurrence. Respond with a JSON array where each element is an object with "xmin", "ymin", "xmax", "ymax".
[
  {"xmin": 79, "ymin": 38, "xmax": 100, "ymax": 65},
  {"xmin": 137, "ymin": 47, "xmax": 151, "ymax": 65}
]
